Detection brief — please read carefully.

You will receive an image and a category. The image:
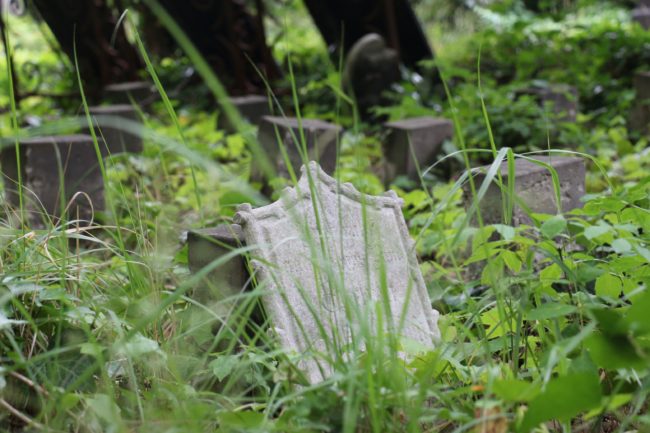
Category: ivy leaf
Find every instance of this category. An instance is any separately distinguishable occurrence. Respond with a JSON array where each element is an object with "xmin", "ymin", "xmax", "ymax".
[
  {"xmin": 210, "ymin": 355, "xmax": 239, "ymax": 381},
  {"xmin": 541, "ymin": 215, "xmax": 566, "ymax": 239},
  {"xmin": 595, "ymin": 273, "xmax": 623, "ymax": 298}
]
